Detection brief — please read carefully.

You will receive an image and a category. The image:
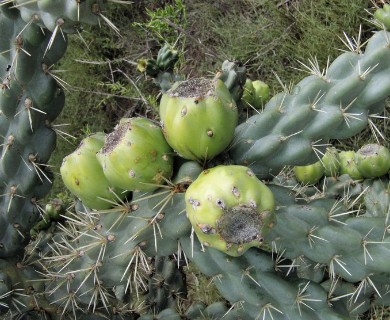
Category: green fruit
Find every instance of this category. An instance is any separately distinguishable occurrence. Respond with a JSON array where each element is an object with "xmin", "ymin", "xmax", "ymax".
[
  {"xmin": 252, "ymin": 80, "xmax": 270, "ymax": 107},
  {"xmin": 374, "ymin": 4, "xmax": 390, "ymax": 30},
  {"xmin": 355, "ymin": 144, "xmax": 390, "ymax": 178},
  {"xmin": 322, "ymin": 147, "xmax": 340, "ymax": 177},
  {"xmin": 338, "ymin": 151, "xmax": 363, "ymax": 180},
  {"xmin": 44, "ymin": 198, "xmax": 64, "ymax": 220},
  {"xmin": 60, "ymin": 132, "xmax": 125, "ymax": 209},
  {"xmin": 159, "ymin": 78, "xmax": 238, "ymax": 161},
  {"xmin": 241, "ymin": 78, "xmax": 256, "ymax": 108},
  {"xmin": 293, "ymin": 161, "xmax": 325, "ymax": 184},
  {"xmin": 241, "ymin": 79, "xmax": 270, "ymax": 109},
  {"xmin": 97, "ymin": 117, "xmax": 173, "ymax": 192},
  {"xmin": 185, "ymin": 165, "xmax": 275, "ymax": 256}
]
